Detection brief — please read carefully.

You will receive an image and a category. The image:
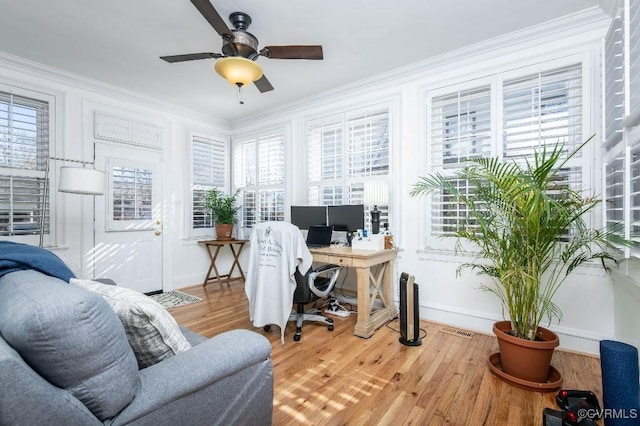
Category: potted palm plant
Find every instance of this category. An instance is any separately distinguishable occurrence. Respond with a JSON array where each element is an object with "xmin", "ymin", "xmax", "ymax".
[
  {"xmin": 205, "ymin": 188, "xmax": 240, "ymax": 241},
  {"xmin": 410, "ymin": 138, "xmax": 623, "ymax": 388}
]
